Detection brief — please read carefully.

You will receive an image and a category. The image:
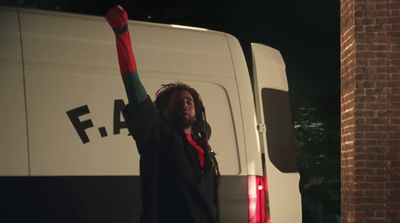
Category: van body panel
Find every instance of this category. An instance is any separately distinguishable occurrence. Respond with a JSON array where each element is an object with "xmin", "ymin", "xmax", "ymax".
[
  {"xmin": 251, "ymin": 43, "xmax": 302, "ymax": 222},
  {"xmin": 19, "ymin": 9, "xmax": 235, "ymax": 78},
  {"xmin": 24, "ymin": 68, "xmax": 139, "ymax": 175},
  {"xmin": 226, "ymin": 35, "xmax": 261, "ymax": 176},
  {"xmin": 0, "ymin": 8, "xmax": 29, "ymax": 175},
  {"xmin": 18, "ymin": 9, "xmax": 244, "ymax": 176}
]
